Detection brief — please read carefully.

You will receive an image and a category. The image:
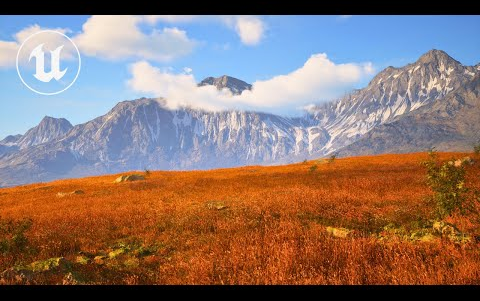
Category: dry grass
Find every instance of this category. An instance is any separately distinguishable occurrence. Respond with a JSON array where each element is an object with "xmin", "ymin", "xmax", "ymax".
[{"xmin": 0, "ymin": 152, "xmax": 479, "ymax": 284}]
